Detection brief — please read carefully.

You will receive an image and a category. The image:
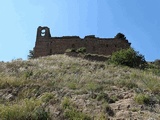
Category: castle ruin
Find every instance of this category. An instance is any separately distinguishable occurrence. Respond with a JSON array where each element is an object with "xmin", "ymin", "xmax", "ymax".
[{"xmin": 34, "ymin": 26, "xmax": 131, "ymax": 58}]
